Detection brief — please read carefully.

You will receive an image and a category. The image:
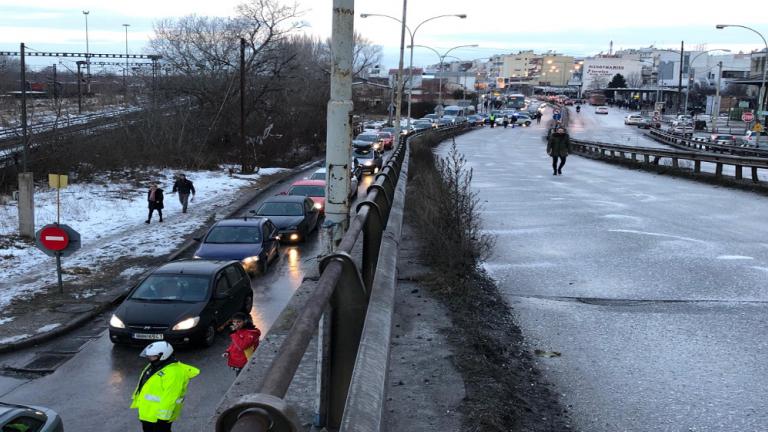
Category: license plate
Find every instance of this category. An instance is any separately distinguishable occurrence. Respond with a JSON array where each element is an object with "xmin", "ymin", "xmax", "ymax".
[{"xmin": 133, "ymin": 333, "xmax": 164, "ymax": 340}]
